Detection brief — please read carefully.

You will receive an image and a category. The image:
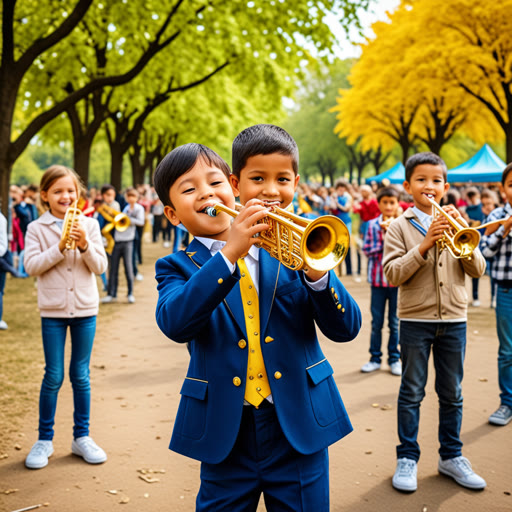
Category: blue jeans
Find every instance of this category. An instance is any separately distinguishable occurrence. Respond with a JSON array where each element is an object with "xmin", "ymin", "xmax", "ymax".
[
  {"xmin": 397, "ymin": 321, "xmax": 466, "ymax": 462},
  {"xmin": 496, "ymin": 286, "xmax": 512, "ymax": 407},
  {"xmin": 39, "ymin": 316, "xmax": 96, "ymax": 440},
  {"xmin": 369, "ymin": 286, "xmax": 399, "ymax": 364}
]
